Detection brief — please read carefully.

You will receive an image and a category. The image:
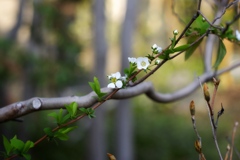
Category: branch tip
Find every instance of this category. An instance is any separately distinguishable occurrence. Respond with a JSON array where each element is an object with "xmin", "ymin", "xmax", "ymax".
[{"xmin": 32, "ymin": 99, "xmax": 42, "ymax": 109}]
